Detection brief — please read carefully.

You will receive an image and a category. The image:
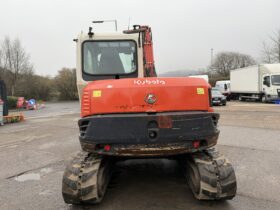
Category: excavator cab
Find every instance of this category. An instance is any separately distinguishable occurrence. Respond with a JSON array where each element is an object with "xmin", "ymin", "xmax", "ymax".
[{"xmin": 75, "ymin": 25, "xmax": 156, "ymax": 99}]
